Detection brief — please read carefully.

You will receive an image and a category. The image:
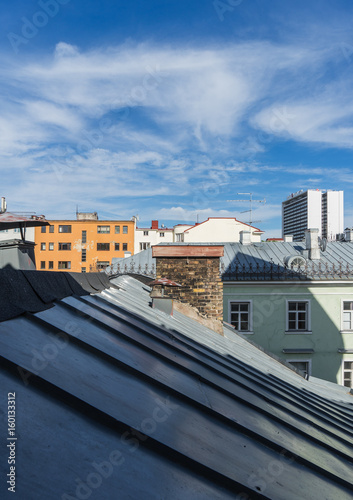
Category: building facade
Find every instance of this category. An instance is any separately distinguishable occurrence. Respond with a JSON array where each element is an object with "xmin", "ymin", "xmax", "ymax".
[
  {"xmin": 35, "ymin": 218, "xmax": 134, "ymax": 272},
  {"xmin": 135, "ymin": 218, "xmax": 263, "ymax": 253},
  {"xmin": 282, "ymin": 189, "xmax": 344, "ymax": 241}
]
